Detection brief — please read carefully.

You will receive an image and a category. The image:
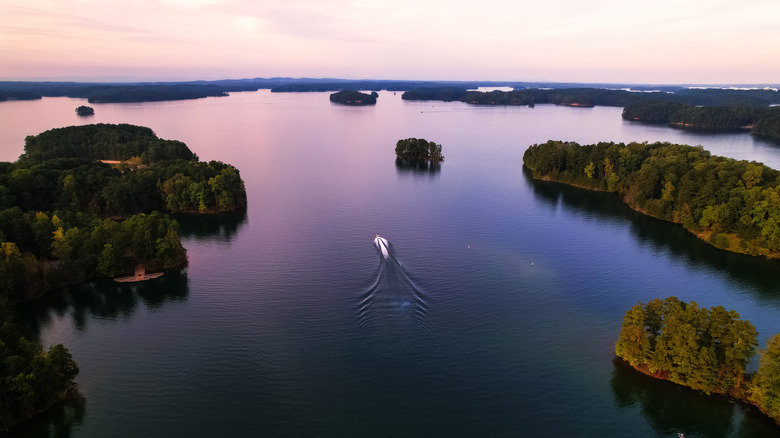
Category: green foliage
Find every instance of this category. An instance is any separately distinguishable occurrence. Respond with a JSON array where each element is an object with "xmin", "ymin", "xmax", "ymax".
[
  {"xmin": 329, "ymin": 90, "xmax": 377, "ymax": 105},
  {"xmin": 750, "ymin": 334, "xmax": 780, "ymax": 423},
  {"xmin": 394, "ymin": 138, "xmax": 444, "ymax": 162},
  {"xmin": 753, "ymin": 114, "xmax": 780, "ymax": 139},
  {"xmin": 616, "ymin": 298, "xmax": 758, "ymax": 395},
  {"xmin": 523, "ymin": 140, "xmax": 780, "ymax": 256},
  {"xmin": 617, "ymin": 299, "xmax": 780, "ymax": 425},
  {"xmin": 0, "ymin": 124, "xmax": 245, "ymax": 300},
  {"xmin": 21, "ymin": 124, "xmax": 196, "ymax": 164},
  {"xmin": 0, "ymin": 298, "xmax": 78, "ymax": 429}
]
